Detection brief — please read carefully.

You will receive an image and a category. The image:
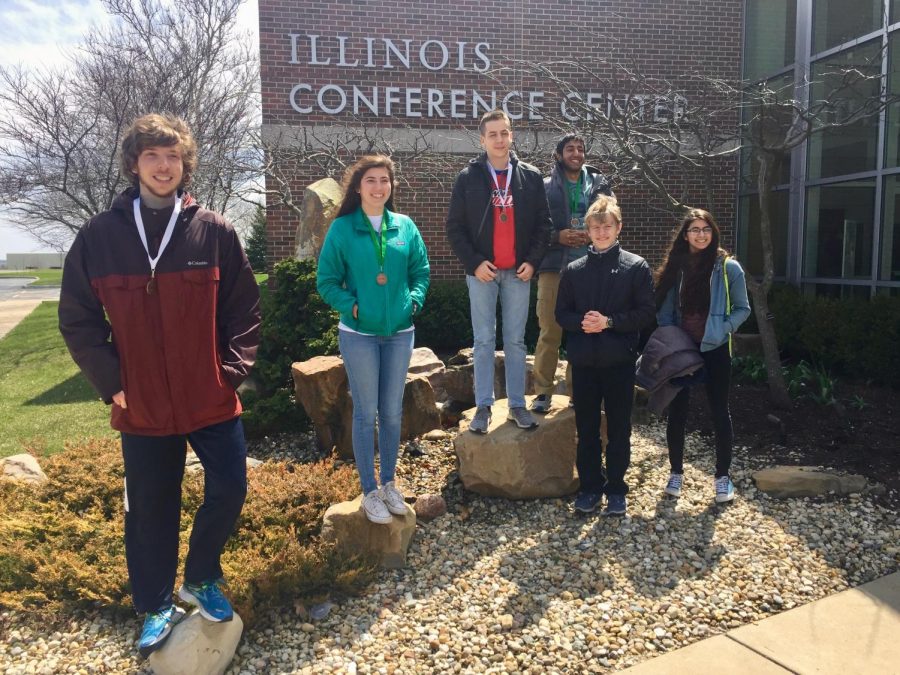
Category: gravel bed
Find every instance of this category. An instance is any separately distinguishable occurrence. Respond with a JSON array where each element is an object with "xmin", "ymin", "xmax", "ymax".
[{"xmin": 1, "ymin": 422, "xmax": 897, "ymax": 674}]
